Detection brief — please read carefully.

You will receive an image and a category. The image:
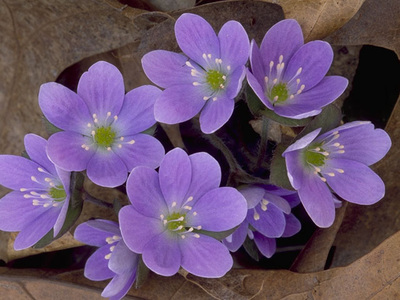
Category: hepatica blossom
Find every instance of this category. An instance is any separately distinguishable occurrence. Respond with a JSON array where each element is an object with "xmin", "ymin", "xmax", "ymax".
[
  {"xmin": 247, "ymin": 19, "xmax": 348, "ymax": 119},
  {"xmin": 283, "ymin": 121, "xmax": 392, "ymax": 227},
  {"xmin": 0, "ymin": 134, "xmax": 71, "ymax": 250},
  {"xmin": 224, "ymin": 185, "xmax": 301, "ymax": 258},
  {"xmin": 39, "ymin": 61, "xmax": 165, "ymax": 188},
  {"xmin": 74, "ymin": 219, "xmax": 138, "ymax": 300},
  {"xmin": 142, "ymin": 13, "xmax": 250, "ymax": 134},
  {"xmin": 119, "ymin": 148, "xmax": 247, "ymax": 277}
]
